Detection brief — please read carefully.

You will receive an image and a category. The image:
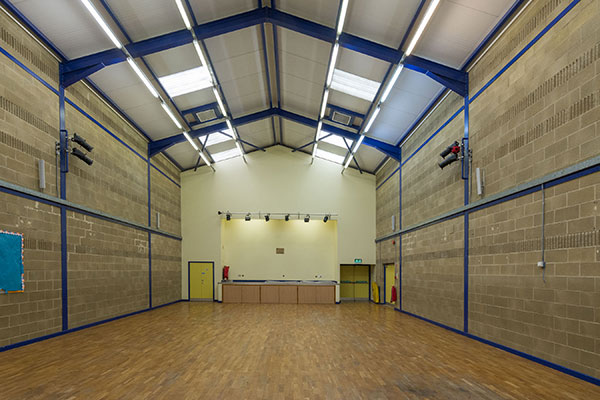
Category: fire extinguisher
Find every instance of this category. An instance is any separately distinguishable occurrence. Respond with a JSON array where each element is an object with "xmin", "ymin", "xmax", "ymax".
[{"xmin": 223, "ymin": 265, "xmax": 230, "ymax": 281}]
